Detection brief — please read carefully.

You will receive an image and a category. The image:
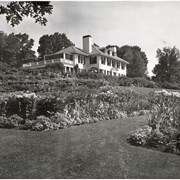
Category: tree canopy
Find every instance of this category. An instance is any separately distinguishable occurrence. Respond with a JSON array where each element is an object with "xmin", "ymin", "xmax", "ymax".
[
  {"xmin": 153, "ymin": 46, "xmax": 180, "ymax": 83},
  {"xmin": 117, "ymin": 45, "xmax": 148, "ymax": 77},
  {"xmin": 37, "ymin": 33, "xmax": 74, "ymax": 60},
  {"xmin": 0, "ymin": 1, "xmax": 53, "ymax": 26},
  {"xmin": 0, "ymin": 31, "xmax": 36, "ymax": 67}
]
